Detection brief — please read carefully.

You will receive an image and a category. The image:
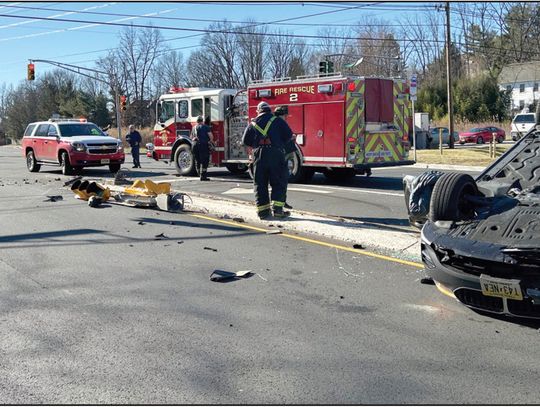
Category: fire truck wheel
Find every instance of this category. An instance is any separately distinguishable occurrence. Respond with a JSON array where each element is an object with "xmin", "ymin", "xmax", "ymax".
[
  {"xmin": 61, "ymin": 151, "xmax": 74, "ymax": 175},
  {"xmin": 323, "ymin": 168, "xmax": 356, "ymax": 182},
  {"xmin": 174, "ymin": 144, "xmax": 195, "ymax": 176},
  {"xmin": 287, "ymin": 152, "xmax": 314, "ymax": 183},
  {"xmin": 26, "ymin": 150, "xmax": 41, "ymax": 172},
  {"xmin": 225, "ymin": 163, "xmax": 248, "ymax": 174}
]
